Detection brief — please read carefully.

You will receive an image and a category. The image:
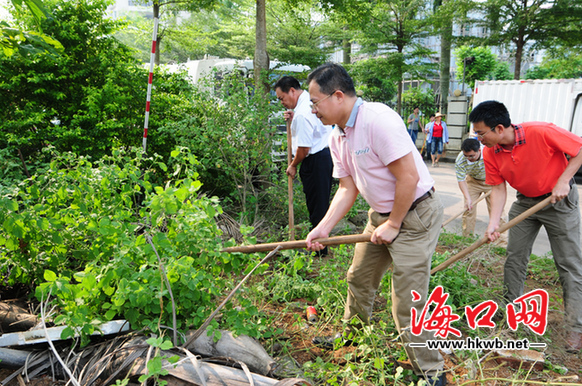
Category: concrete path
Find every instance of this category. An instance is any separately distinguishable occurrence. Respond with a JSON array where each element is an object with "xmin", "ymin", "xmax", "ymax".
[{"xmin": 429, "ymin": 161, "xmax": 582, "ymax": 257}]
